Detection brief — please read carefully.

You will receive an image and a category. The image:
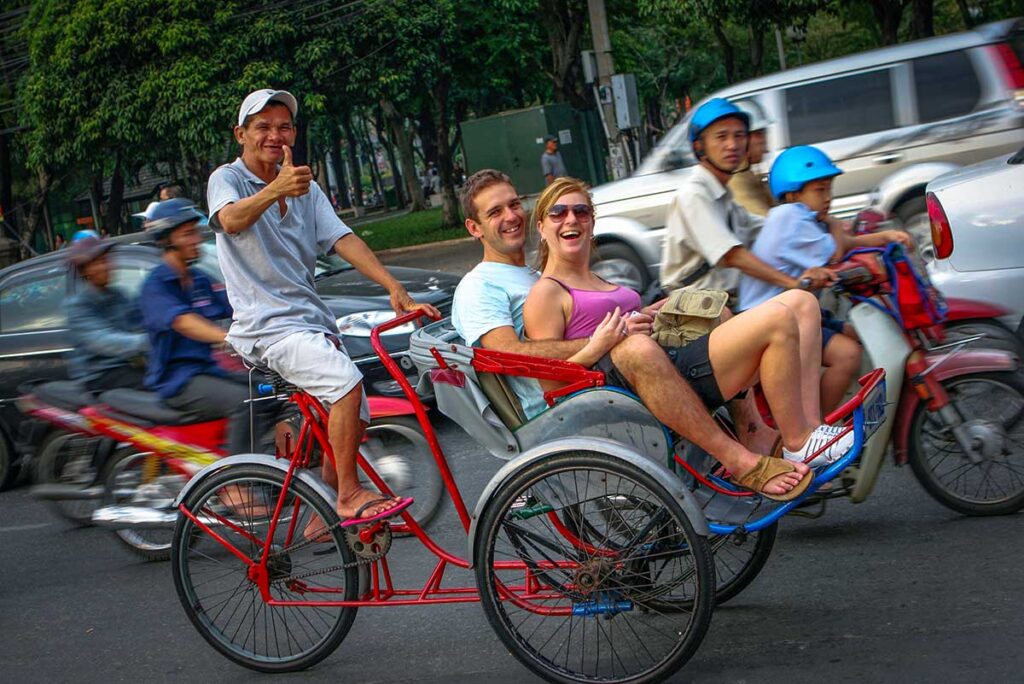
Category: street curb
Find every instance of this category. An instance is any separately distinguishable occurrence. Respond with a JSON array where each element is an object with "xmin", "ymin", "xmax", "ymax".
[{"xmin": 374, "ymin": 236, "xmax": 477, "ymax": 258}]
